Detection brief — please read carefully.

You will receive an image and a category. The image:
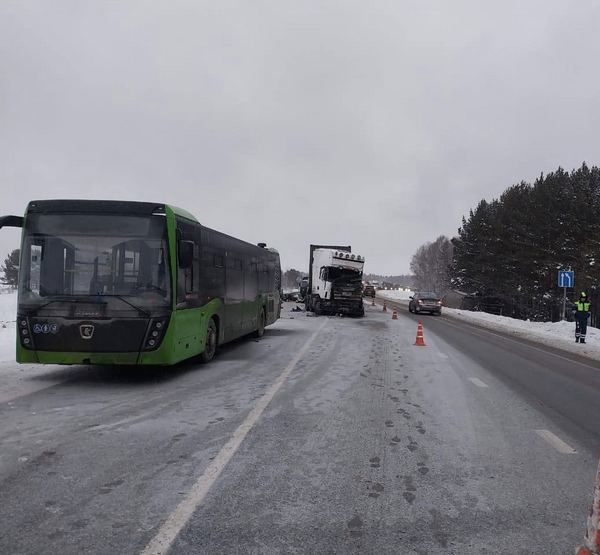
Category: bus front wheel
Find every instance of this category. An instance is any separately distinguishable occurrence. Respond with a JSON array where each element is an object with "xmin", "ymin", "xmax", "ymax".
[{"xmin": 201, "ymin": 319, "xmax": 218, "ymax": 363}]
